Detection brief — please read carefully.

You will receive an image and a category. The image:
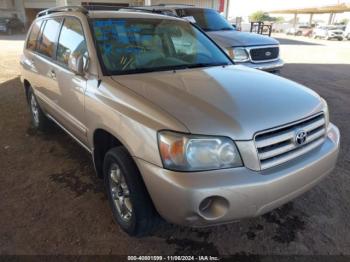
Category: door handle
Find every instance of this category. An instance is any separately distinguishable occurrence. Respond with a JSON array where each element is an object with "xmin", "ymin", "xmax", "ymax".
[{"xmin": 49, "ymin": 69, "xmax": 56, "ymax": 80}]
